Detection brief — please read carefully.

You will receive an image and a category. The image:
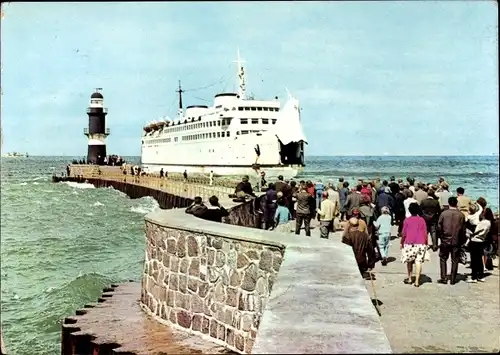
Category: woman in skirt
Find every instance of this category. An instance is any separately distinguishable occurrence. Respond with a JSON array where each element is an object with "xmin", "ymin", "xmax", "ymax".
[{"xmin": 401, "ymin": 202, "xmax": 428, "ymax": 287}]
